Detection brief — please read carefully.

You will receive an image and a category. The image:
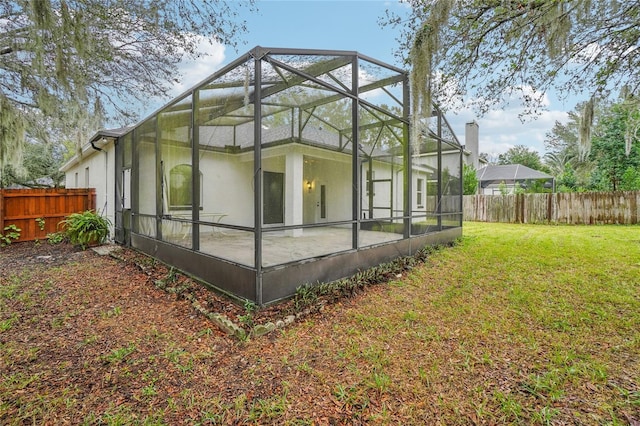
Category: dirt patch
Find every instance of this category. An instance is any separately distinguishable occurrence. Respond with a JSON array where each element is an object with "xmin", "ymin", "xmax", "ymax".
[
  {"xmin": 0, "ymin": 241, "xmax": 84, "ymax": 277},
  {"xmin": 0, "ymin": 241, "xmax": 293, "ymax": 423},
  {"xmin": 0, "ymin": 241, "xmax": 297, "ymax": 335}
]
